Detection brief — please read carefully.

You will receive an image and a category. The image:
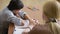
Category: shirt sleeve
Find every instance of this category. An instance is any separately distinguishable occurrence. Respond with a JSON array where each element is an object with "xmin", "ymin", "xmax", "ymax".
[
  {"xmin": 18, "ymin": 11, "xmax": 26, "ymax": 18},
  {"xmin": 6, "ymin": 11, "xmax": 23, "ymax": 26}
]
